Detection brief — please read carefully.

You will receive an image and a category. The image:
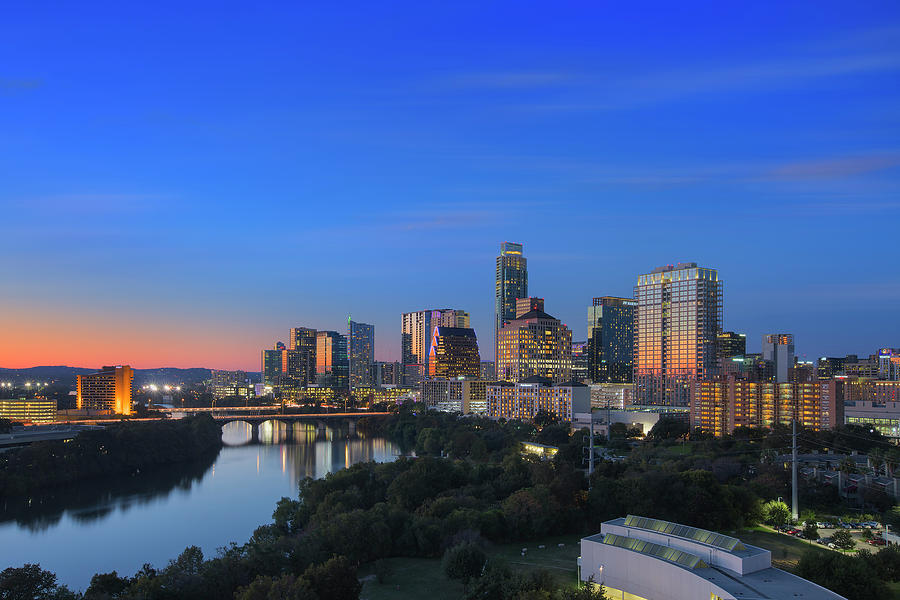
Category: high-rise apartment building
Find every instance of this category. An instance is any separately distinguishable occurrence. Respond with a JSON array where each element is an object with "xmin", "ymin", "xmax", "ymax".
[
  {"xmin": 428, "ymin": 326, "xmax": 481, "ymax": 379},
  {"xmin": 316, "ymin": 331, "xmax": 349, "ymax": 390},
  {"xmin": 401, "ymin": 309, "xmax": 470, "ymax": 382},
  {"xmin": 495, "ymin": 242, "xmax": 527, "ymax": 360},
  {"xmin": 497, "ymin": 305, "xmax": 572, "ymax": 383},
  {"xmin": 372, "ymin": 361, "xmax": 402, "ymax": 387},
  {"xmin": 634, "ymin": 263, "xmax": 723, "ymax": 406},
  {"xmin": 762, "ymin": 334, "xmax": 795, "ymax": 383},
  {"xmin": 76, "ymin": 365, "xmax": 134, "ymax": 415},
  {"xmin": 587, "ymin": 296, "xmax": 636, "ymax": 384},
  {"xmin": 348, "ymin": 319, "xmax": 375, "ymax": 390},
  {"xmin": 480, "ymin": 361, "xmax": 496, "ymax": 381},
  {"xmin": 572, "ymin": 341, "xmax": 589, "ymax": 383},
  {"xmin": 691, "ymin": 376, "xmax": 843, "ymax": 436}
]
